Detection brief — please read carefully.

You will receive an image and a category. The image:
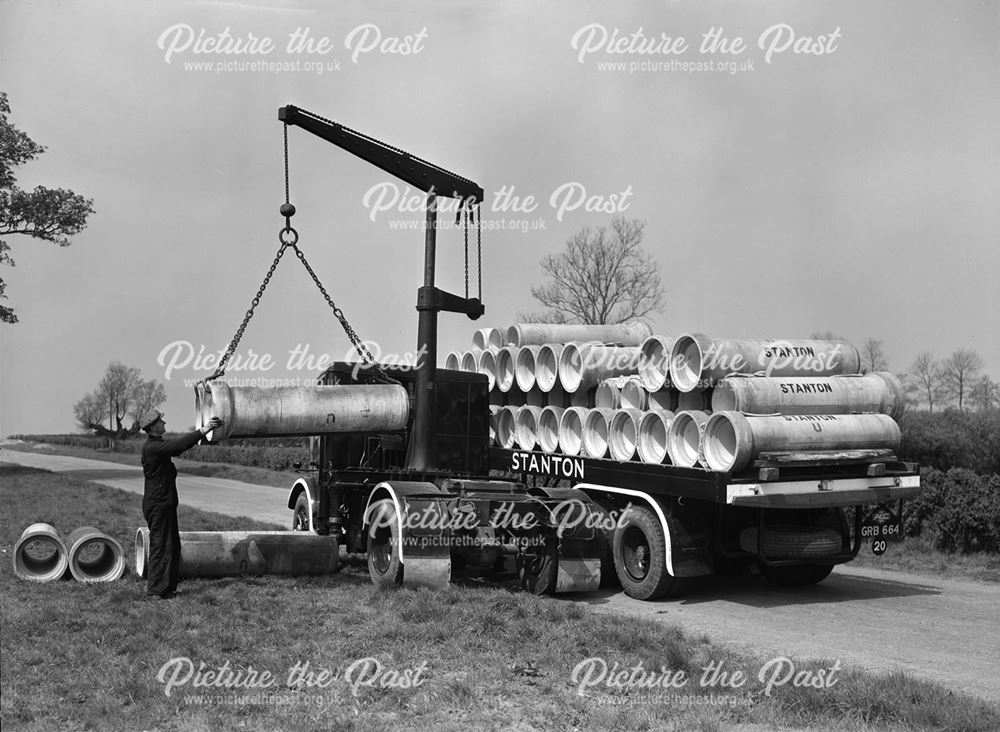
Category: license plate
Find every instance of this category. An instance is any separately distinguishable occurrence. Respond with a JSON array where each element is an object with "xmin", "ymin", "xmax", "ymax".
[{"xmin": 860, "ymin": 503, "xmax": 902, "ymax": 541}]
